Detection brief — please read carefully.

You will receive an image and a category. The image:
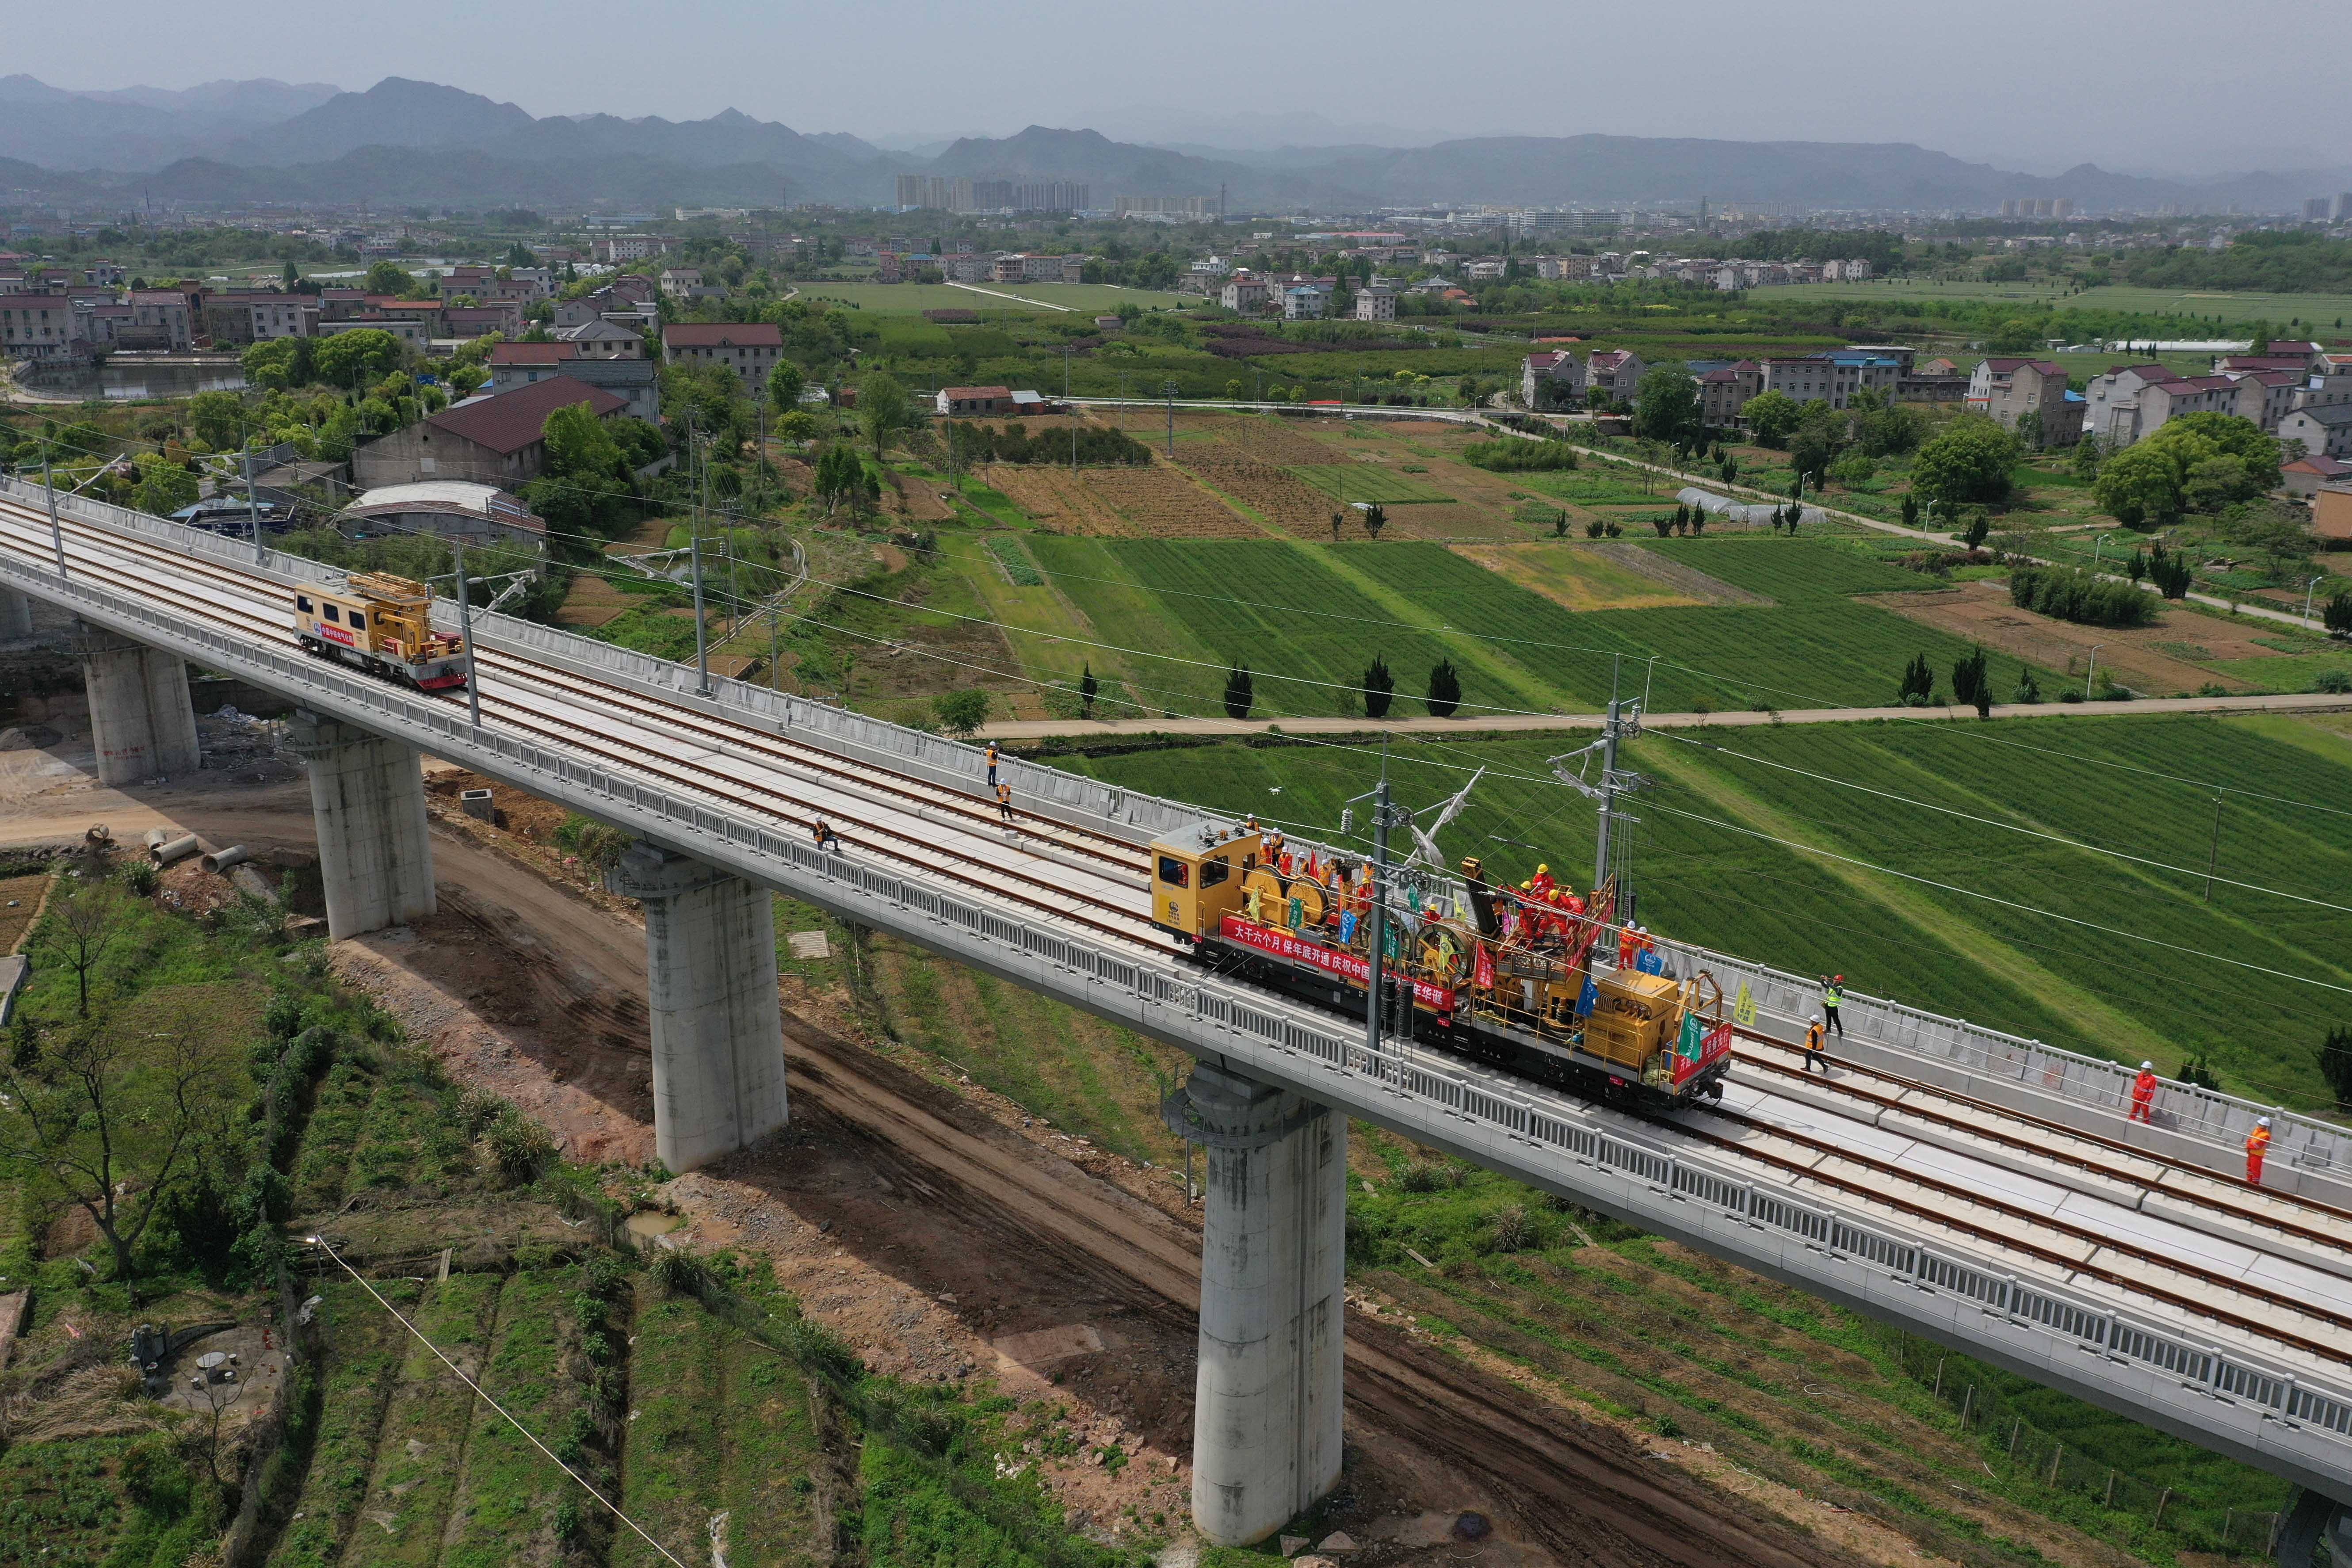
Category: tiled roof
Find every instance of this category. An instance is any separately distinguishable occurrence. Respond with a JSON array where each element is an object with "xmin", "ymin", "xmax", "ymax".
[
  {"xmin": 424, "ymin": 378, "xmax": 625, "ymax": 455},
  {"xmin": 488, "ymin": 342, "xmax": 578, "ymax": 365},
  {"xmin": 661, "ymin": 322, "xmax": 782, "ymax": 347},
  {"xmin": 942, "ymin": 385, "xmax": 1011, "ymax": 400}
]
